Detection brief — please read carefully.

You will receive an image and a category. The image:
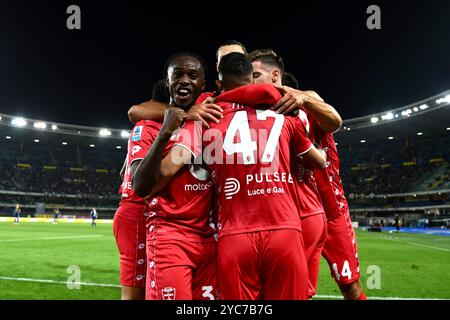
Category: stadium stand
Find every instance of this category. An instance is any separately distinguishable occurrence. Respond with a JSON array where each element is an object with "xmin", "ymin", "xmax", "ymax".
[
  {"xmin": 0, "ymin": 90, "xmax": 449, "ymax": 224},
  {"xmin": 0, "ymin": 115, "xmax": 128, "ymax": 218}
]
